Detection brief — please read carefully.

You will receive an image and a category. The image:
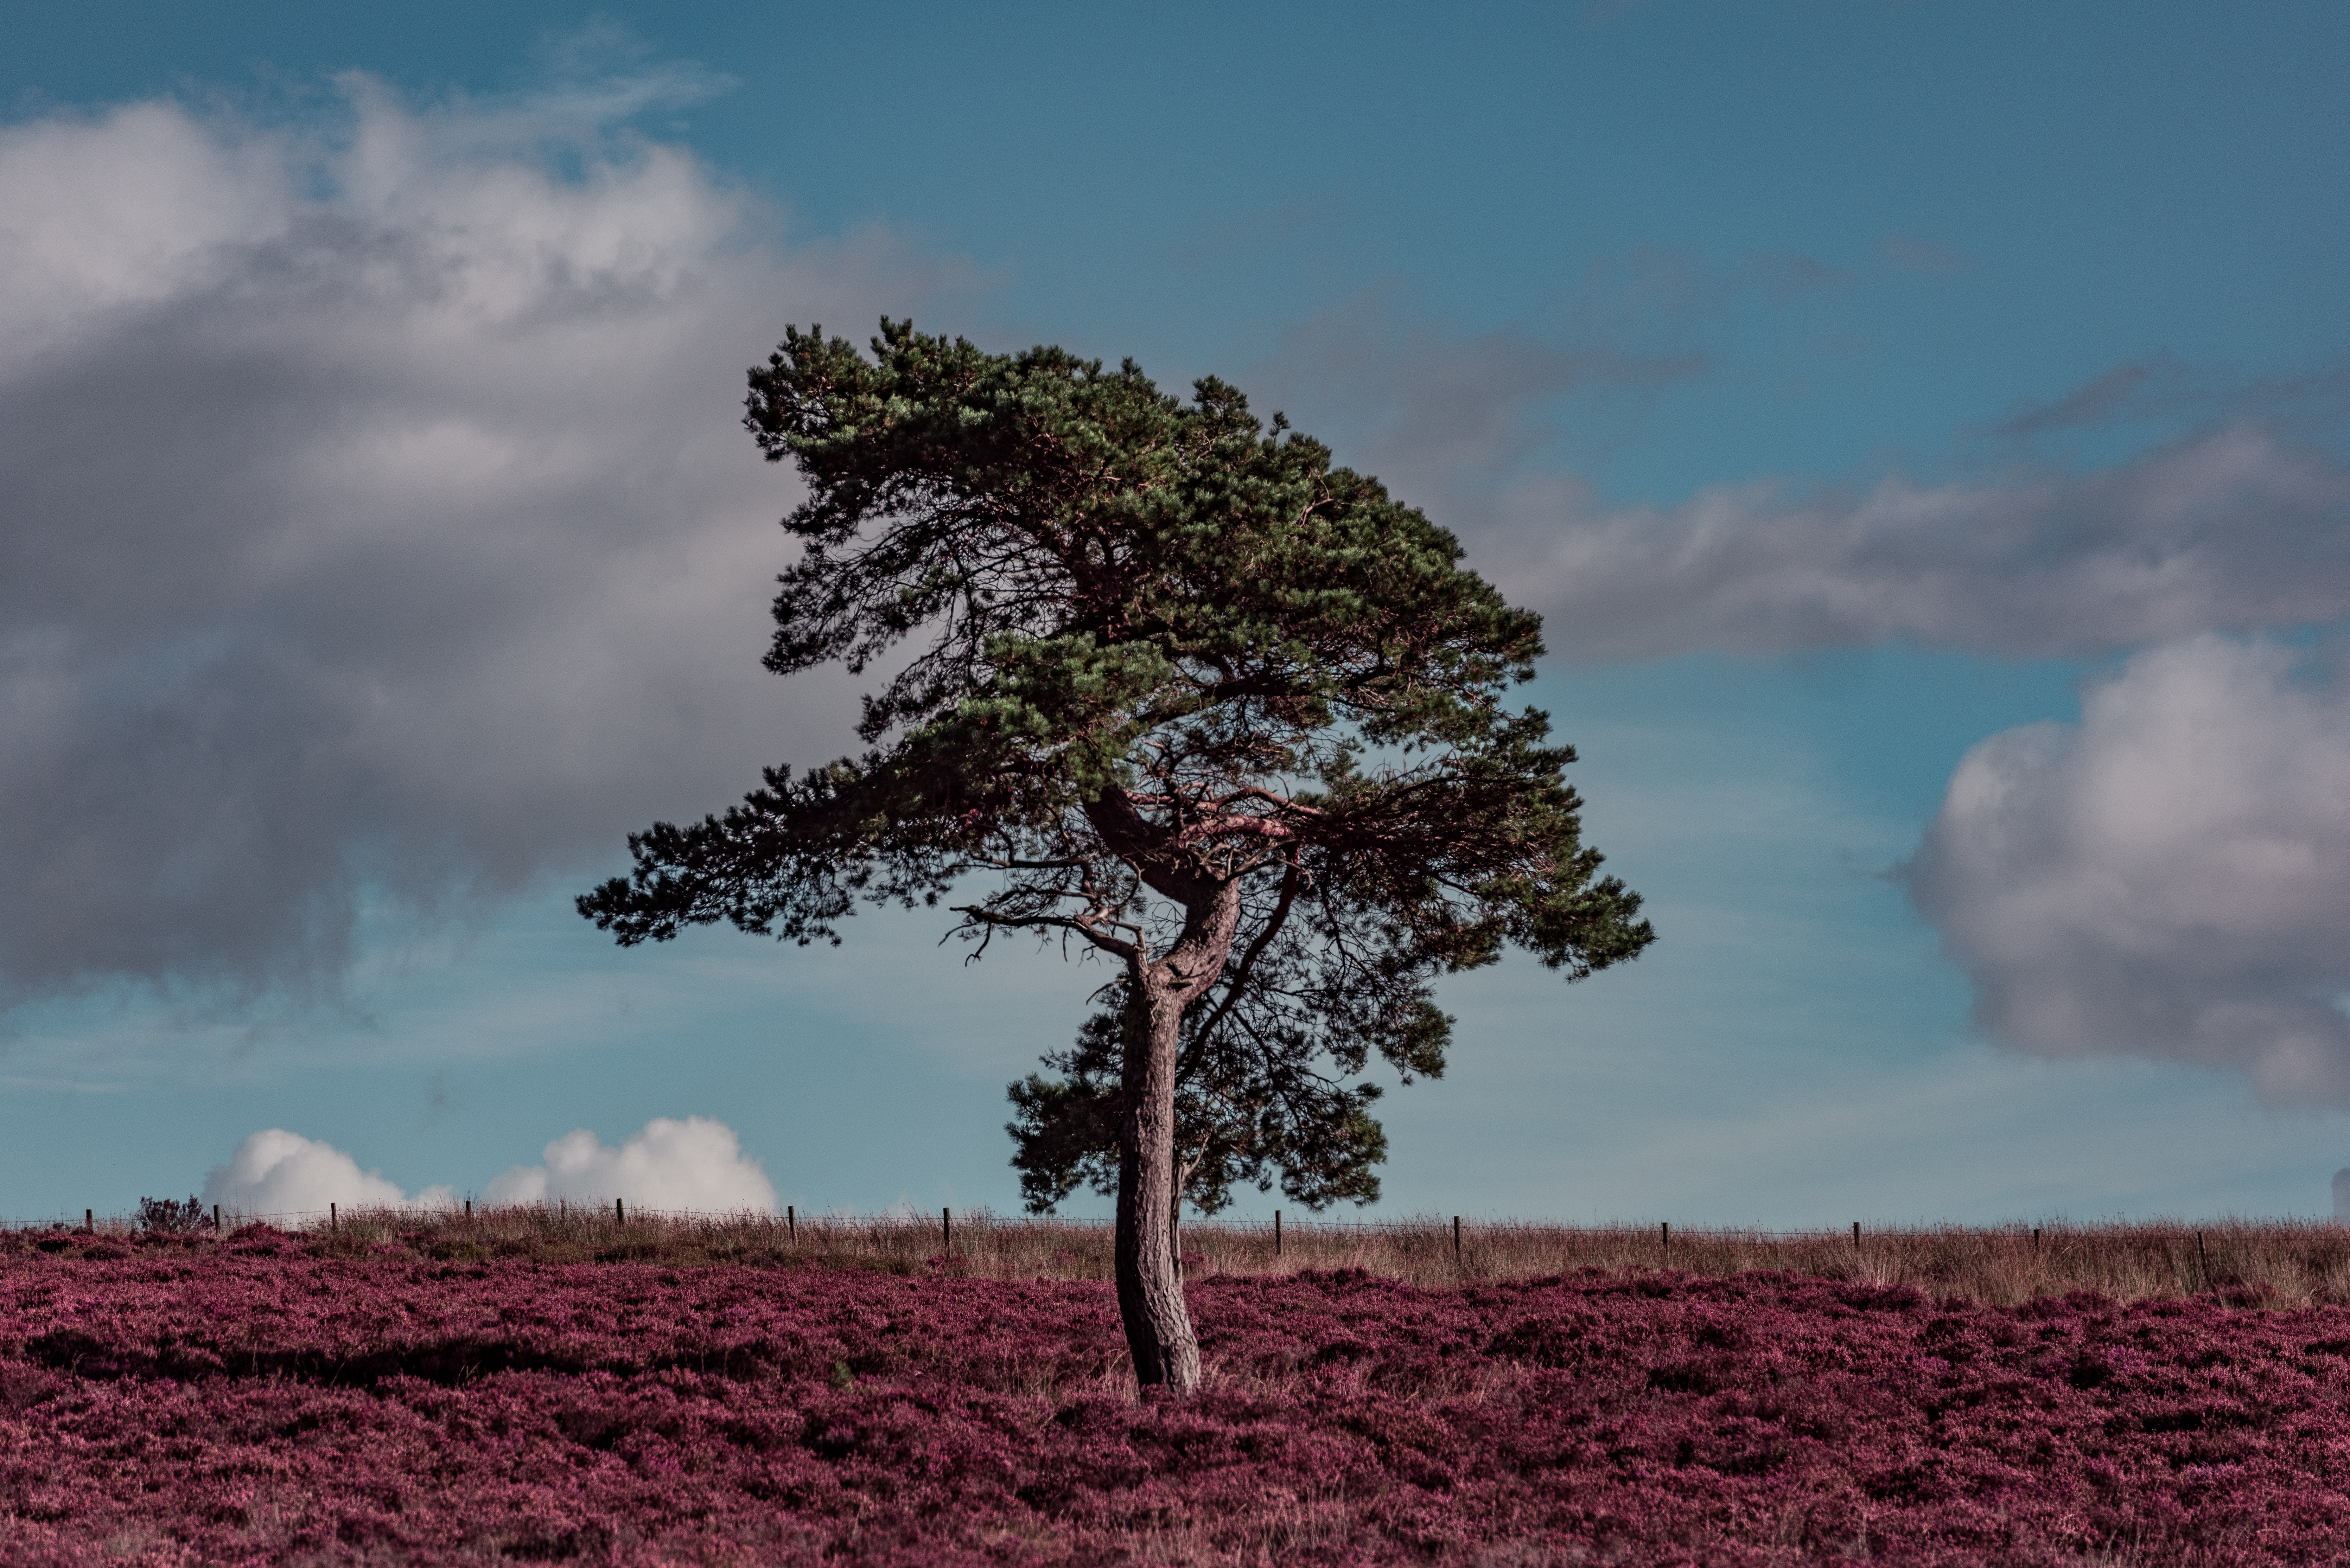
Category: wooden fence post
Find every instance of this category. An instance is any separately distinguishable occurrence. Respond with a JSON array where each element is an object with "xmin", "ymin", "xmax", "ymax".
[
  {"xmin": 943, "ymin": 1207, "xmax": 951, "ymax": 1251},
  {"xmin": 616, "ymin": 1198, "xmax": 625, "ymax": 1224},
  {"xmin": 1853, "ymin": 1221, "xmax": 1861, "ymax": 1248},
  {"xmin": 1661, "ymin": 1221, "xmax": 1669, "ymax": 1259},
  {"xmin": 2032, "ymin": 1226, "xmax": 2041, "ymax": 1249},
  {"xmin": 84, "ymin": 1209, "xmax": 92, "ymax": 1233},
  {"xmin": 1453, "ymin": 1215, "xmax": 1461, "ymax": 1258},
  {"xmin": 1274, "ymin": 1211, "xmax": 1282, "ymax": 1256},
  {"xmin": 465, "ymin": 1199, "xmax": 472, "ymax": 1220},
  {"xmin": 788, "ymin": 1204, "xmax": 796, "ymax": 1241},
  {"xmin": 212, "ymin": 1204, "xmax": 221, "ymax": 1232},
  {"xmin": 330, "ymin": 1203, "xmax": 337, "ymax": 1233}
]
